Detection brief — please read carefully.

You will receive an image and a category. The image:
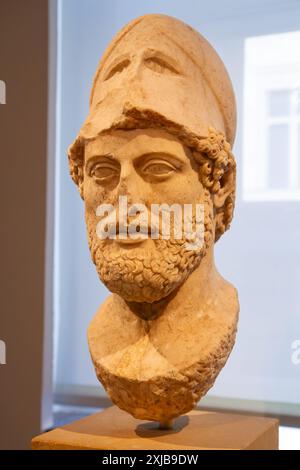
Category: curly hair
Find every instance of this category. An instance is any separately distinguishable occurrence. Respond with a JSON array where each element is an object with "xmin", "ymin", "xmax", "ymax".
[
  {"xmin": 68, "ymin": 124, "xmax": 236, "ymax": 242},
  {"xmin": 194, "ymin": 127, "xmax": 236, "ymax": 241}
]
